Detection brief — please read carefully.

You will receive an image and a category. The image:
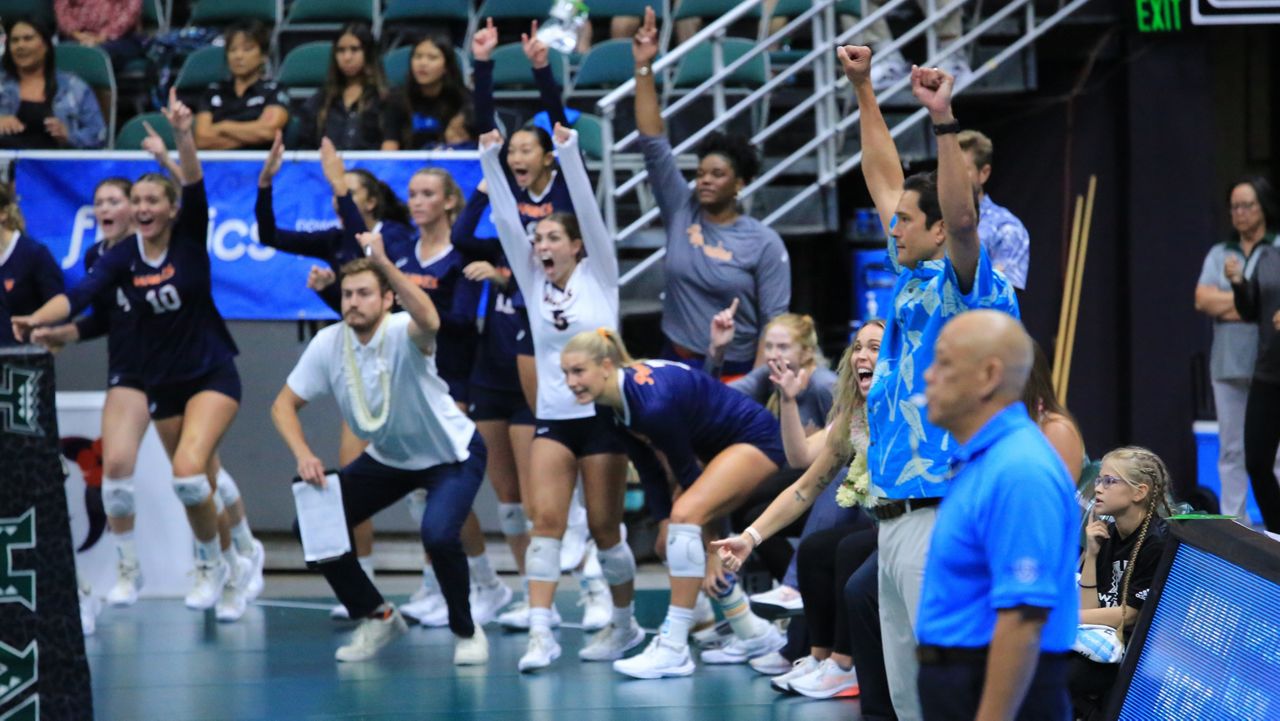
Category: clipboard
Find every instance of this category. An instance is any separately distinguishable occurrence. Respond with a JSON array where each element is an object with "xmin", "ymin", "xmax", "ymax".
[{"xmin": 292, "ymin": 472, "xmax": 351, "ymax": 563}]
